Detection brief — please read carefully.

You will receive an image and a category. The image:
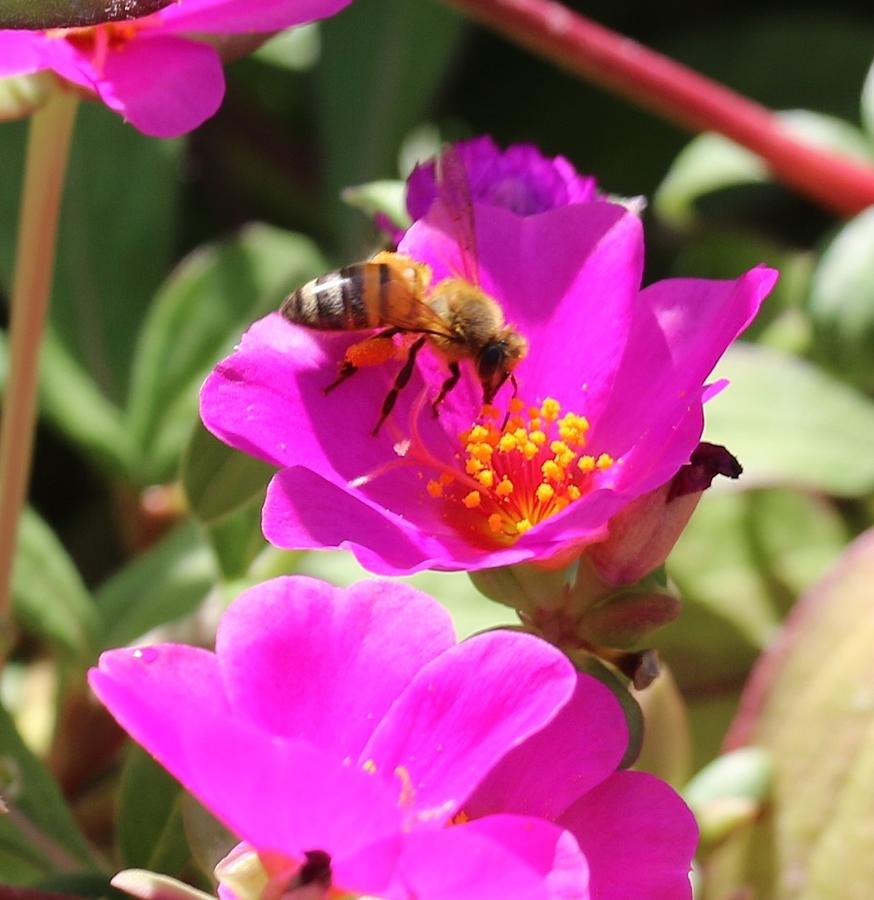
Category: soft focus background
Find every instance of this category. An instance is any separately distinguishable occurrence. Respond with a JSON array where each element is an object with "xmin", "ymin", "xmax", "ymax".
[{"xmin": 2, "ymin": 0, "xmax": 874, "ymax": 896}]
